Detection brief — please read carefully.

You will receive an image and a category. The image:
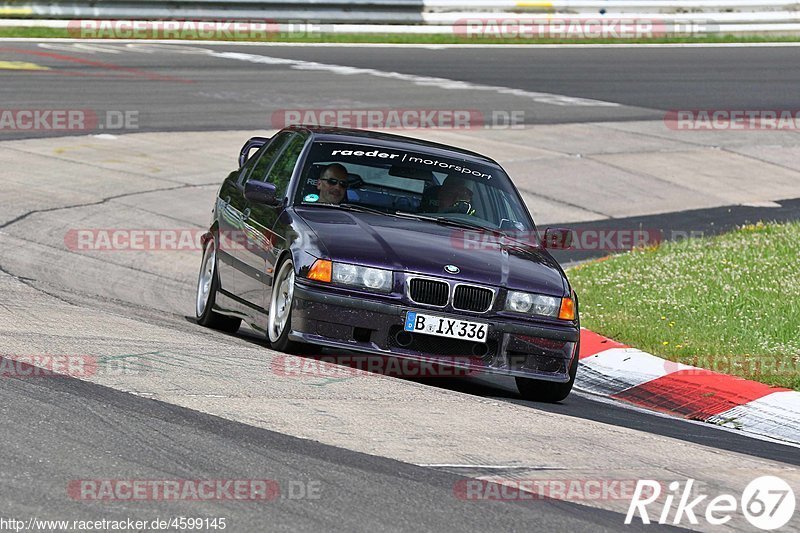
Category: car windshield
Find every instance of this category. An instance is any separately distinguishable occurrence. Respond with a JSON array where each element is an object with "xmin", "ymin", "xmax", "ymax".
[{"xmin": 294, "ymin": 141, "xmax": 535, "ymax": 232}]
